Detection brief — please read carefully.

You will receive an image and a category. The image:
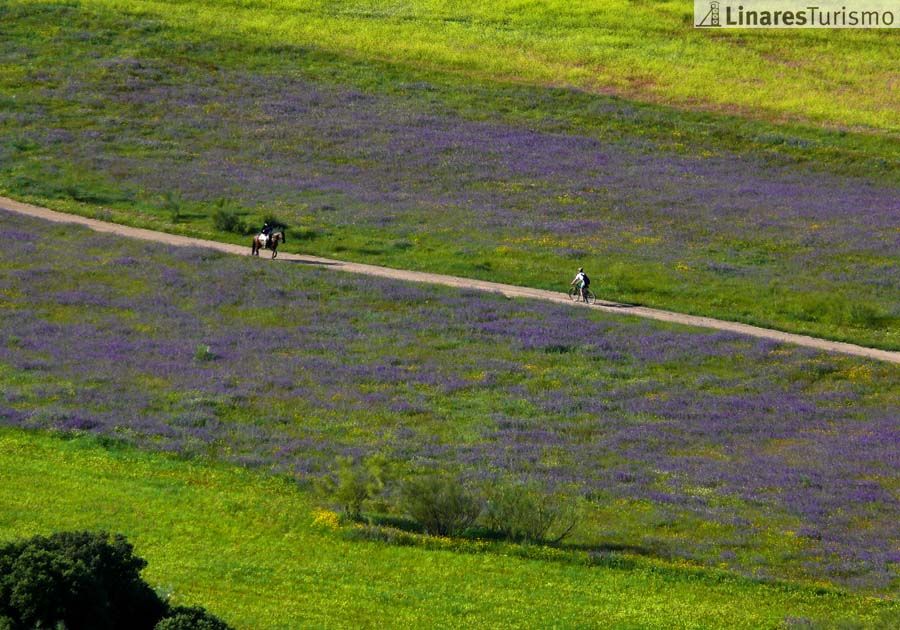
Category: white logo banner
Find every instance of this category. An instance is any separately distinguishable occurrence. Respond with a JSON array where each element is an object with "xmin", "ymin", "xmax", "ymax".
[{"xmin": 695, "ymin": 1, "xmax": 898, "ymax": 28}]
